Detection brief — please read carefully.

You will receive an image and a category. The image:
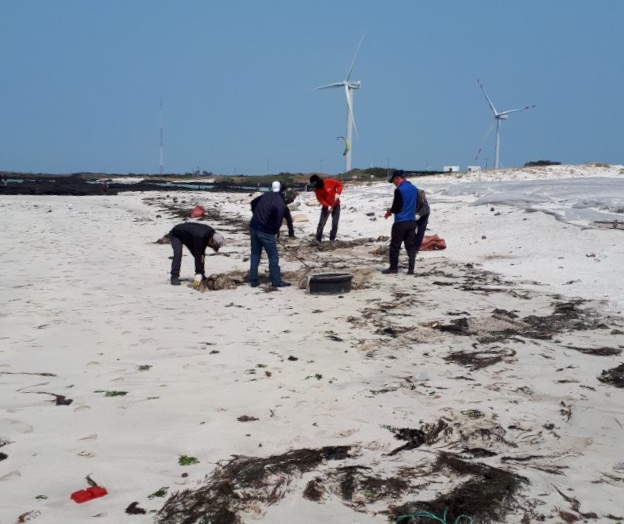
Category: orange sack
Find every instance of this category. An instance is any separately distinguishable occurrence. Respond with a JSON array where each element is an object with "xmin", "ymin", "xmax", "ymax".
[
  {"xmin": 420, "ymin": 234, "xmax": 446, "ymax": 251},
  {"xmin": 190, "ymin": 205, "xmax": 206, "ymax": 218}
]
